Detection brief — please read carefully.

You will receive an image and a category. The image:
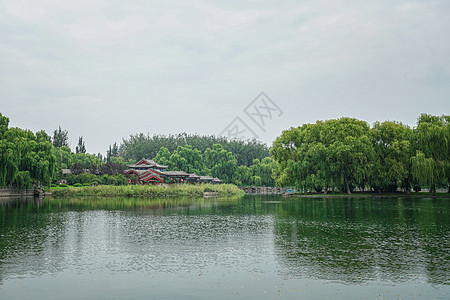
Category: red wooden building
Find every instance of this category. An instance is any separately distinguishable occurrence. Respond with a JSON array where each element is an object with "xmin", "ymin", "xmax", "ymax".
[{"xmin": 124, "ymin": 158, "xmax": 222, "ymax": 185}]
